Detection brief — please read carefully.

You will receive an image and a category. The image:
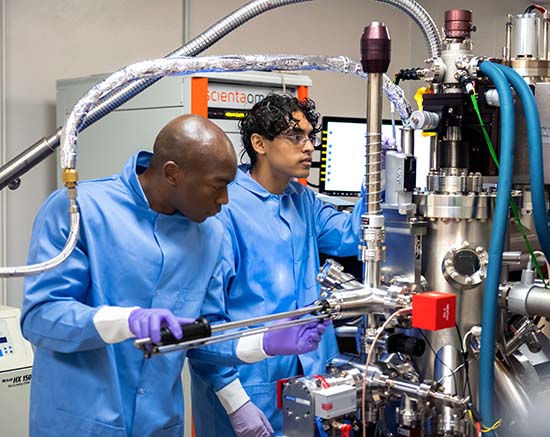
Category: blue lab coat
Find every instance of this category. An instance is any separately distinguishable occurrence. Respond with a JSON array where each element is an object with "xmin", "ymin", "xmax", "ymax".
[
  {"xmin": 21, "ymin": 152, "xmax": 241, "ymax": 437},
  {"xmin": 189, "ymin": 165, "xmax": 363, "ymax": 436}
]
